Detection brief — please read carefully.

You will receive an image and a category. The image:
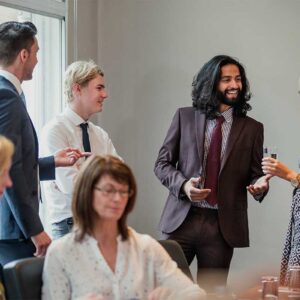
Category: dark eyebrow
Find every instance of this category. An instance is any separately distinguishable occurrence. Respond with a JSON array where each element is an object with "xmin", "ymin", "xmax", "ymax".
[{"xmin": 221, "ymin": 75, "xmax": 241, "ymax": 79}]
